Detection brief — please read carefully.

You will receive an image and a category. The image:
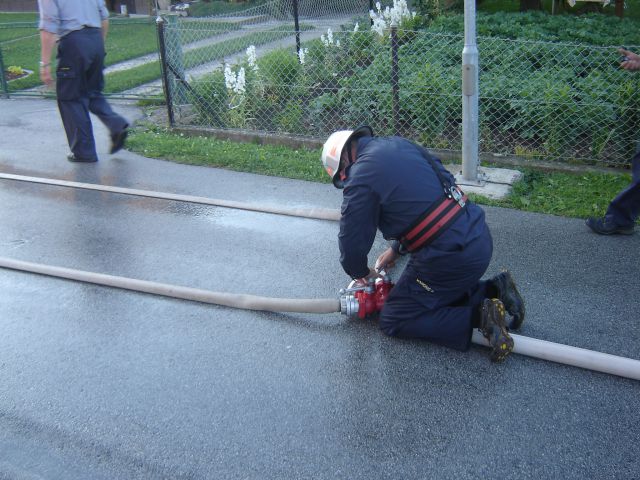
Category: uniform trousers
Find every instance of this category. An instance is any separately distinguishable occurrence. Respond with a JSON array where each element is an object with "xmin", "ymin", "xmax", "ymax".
[
  {"xmin": 56, "ymin": 28, "xmax": 128, "ymax": 160},
  {"xmin": 379, "ymin": 224, "xmax": 493, "ymax": 351},
  {"xmin": 605, "ymin": 150, "xmax": 640, "ymax": 228}
]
